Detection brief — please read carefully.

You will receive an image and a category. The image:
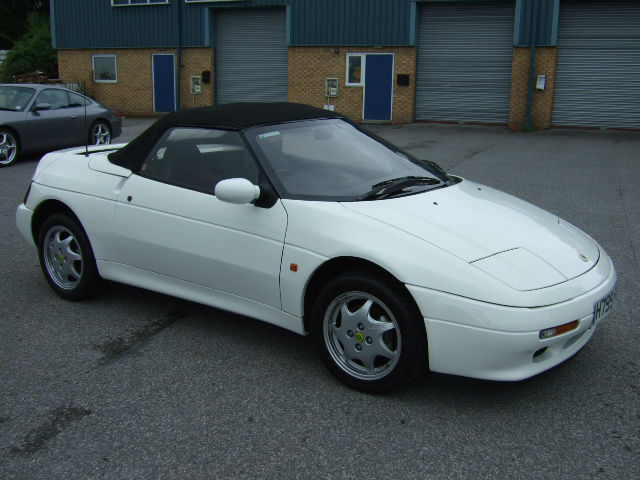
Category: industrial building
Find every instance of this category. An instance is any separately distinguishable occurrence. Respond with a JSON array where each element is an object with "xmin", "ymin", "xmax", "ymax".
[{"xmin": 51, "ymin": 0, "xmax": 639, "ymax": 129}]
